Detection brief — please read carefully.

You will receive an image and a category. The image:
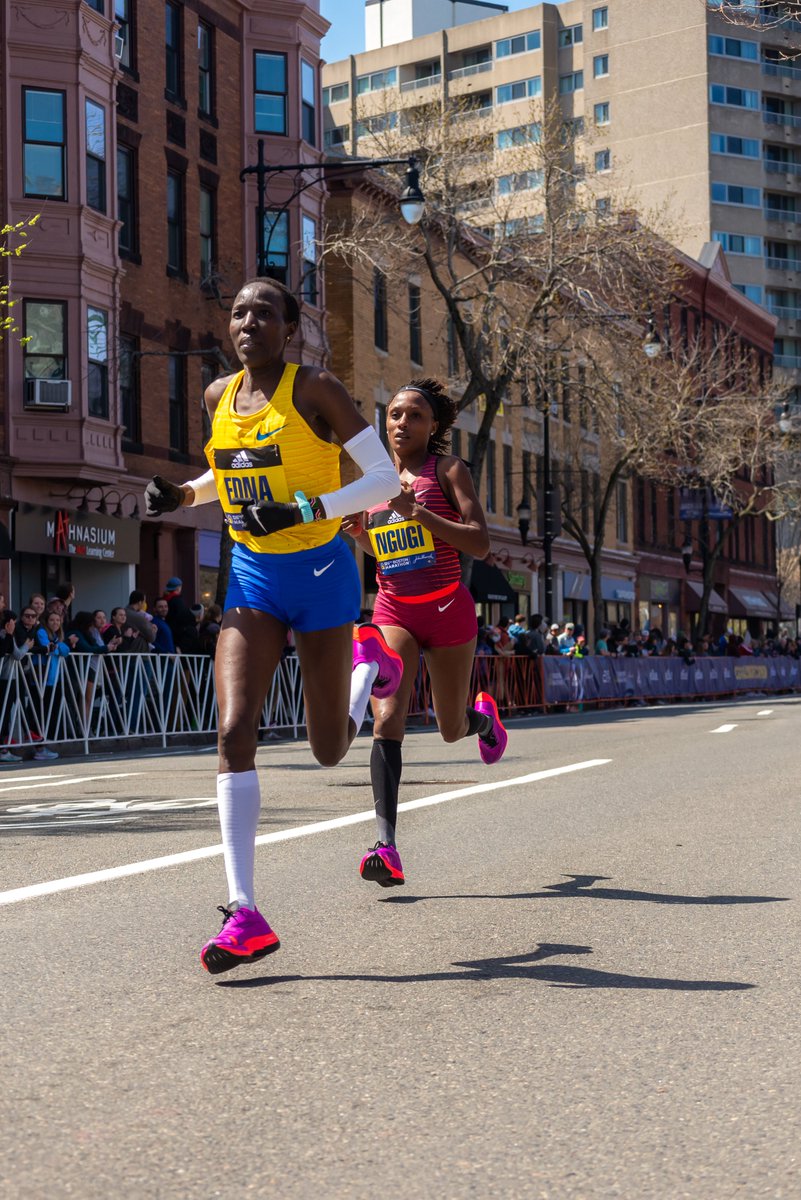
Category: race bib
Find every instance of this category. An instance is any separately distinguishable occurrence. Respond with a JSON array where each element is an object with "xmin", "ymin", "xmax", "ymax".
[
  {"xmin": 214, "ymin": 445, "xmax": 289, "ymax": 530},
  {"xmin": 368, "ymin": 509, "xmax": 436, "ymax": 575}
]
